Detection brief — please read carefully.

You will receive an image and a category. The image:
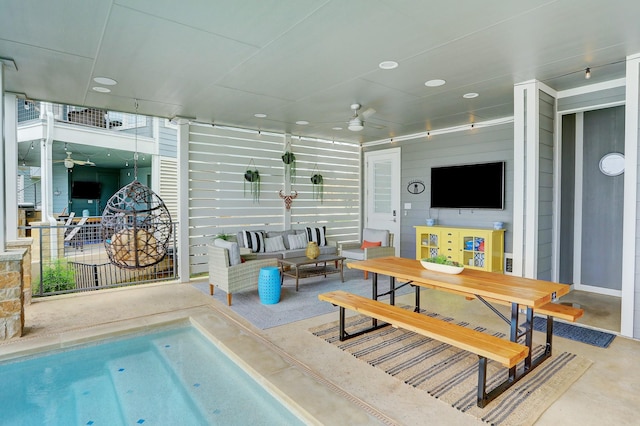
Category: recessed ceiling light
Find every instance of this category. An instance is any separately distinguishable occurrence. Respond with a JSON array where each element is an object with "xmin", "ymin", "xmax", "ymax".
[
  {"xmin": 463, "ymin": 92, "xmax": 479, "ymax": 99},
  {"xmin": 93, "ymin": 76, "xmax": 117, "ymax": 85},
  {"xmin": 92, "ymin": 86, "xmax": 111, "ymax": 93},
  {"xmin": 425, "ymin": 79, "xmax": 446, "ymax": 87},
  {"xmin": 254, "ymin": 113, "xmax": 267, "ymax": 118},
  {"xmin": 379, "ymin": 60, "xmax": 398, "ymax": 70},
  {"xmin": 296, "ymin": 120, "xmax": 309, "ymax": 125},
  {"xmin": 332, "ymin": 126, "xmax": 343, "ymax": 130}
]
